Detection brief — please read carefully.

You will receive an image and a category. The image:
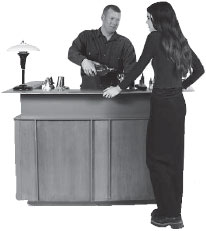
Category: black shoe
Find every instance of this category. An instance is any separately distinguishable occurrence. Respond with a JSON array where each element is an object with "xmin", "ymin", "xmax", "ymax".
[
  {"xmin": 151, "ymin": 214, "xmax": 184, "ymax": 229},
  {"xmin": 151, "ymin": 209, "xmax": 159, "ymax": 218}
]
